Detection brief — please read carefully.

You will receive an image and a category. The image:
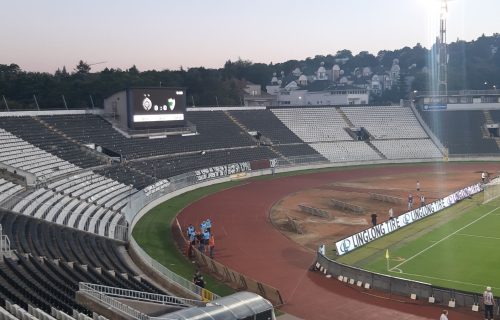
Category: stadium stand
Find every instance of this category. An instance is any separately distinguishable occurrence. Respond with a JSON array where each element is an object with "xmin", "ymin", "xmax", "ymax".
[
  {"xmin": 228, "ymin": 109, "xmax": 304, "ymax": 144},
  {"xmin": 130, "ymin": 147, "xmax": 278, "ymax": 180},
  {"xmin": 0, "ymin": 117, "xmax": 104, "ymax": 168},
  {"xmin": 271, "ymin": 107, "xmax": 352, "ymax": 142},
  {"xmin": 0, "ymin": 209, "xmax": 166, "ymax": 316},
  {"xmin": 38, "ymin": 112, "xmax": 256, "ymax": 159},
  {"xmin": 310, "ymin": 141, "xmax": 381, "ymax": 162},
  {"xmin": 272, "ymin": 143, "xmax": 326, "ymax": 158},
  {"xmin": 419, "ymin": 110, "xmax": 500, "ymax": 155},
  {"xmin": 0, "ymin": 128, "xmax": 80, "ymax": 180},
  {"xmin": 371, "ymin": 139, "xmax": 443, "ymax": 159},
  {"xmin": 341, "ymin": 105, "xmax": 428, "ymax": 139},
  {"xmin": 0, "ymin": 104, "xmax": 486, "ymax": 318}
]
